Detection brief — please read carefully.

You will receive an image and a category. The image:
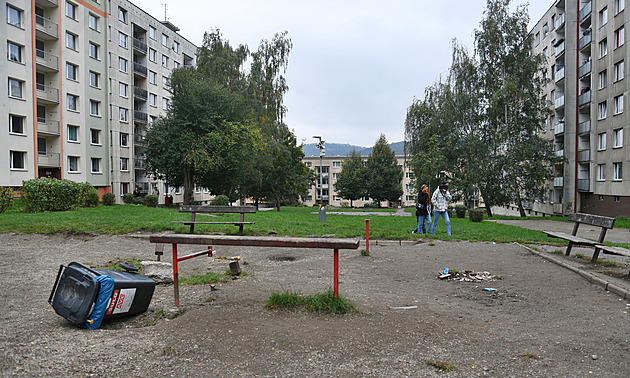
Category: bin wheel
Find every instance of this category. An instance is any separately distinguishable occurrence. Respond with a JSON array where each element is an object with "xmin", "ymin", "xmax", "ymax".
[{"xmin": 119, "ymin": 262, "xmax": 139, "ymax": 272}]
